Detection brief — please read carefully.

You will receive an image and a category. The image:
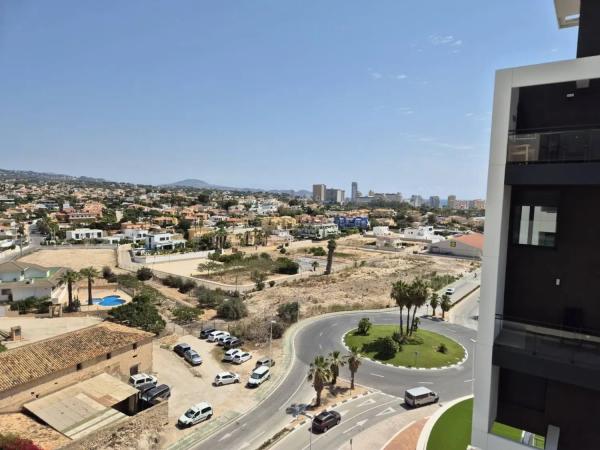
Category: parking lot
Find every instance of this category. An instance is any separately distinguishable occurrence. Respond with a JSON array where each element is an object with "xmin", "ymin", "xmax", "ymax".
[{"xmin": 153, "ymin": 333, "xmax": 282, "ymax": 446}]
